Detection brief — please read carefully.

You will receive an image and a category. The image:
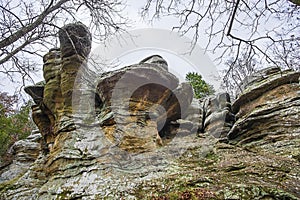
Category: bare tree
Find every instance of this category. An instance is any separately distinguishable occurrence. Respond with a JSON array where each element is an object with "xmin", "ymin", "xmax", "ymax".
[
  {"xmin": 0, "ymin": 0, "xmax": 128, "ymax": 86},
  {"xmin": 222, "ymin": 52, "xmax": 258, "ymax": 98},
  {"xmin": 141, "ymin": 0, "xmax": 300, "ymax": 89}
]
